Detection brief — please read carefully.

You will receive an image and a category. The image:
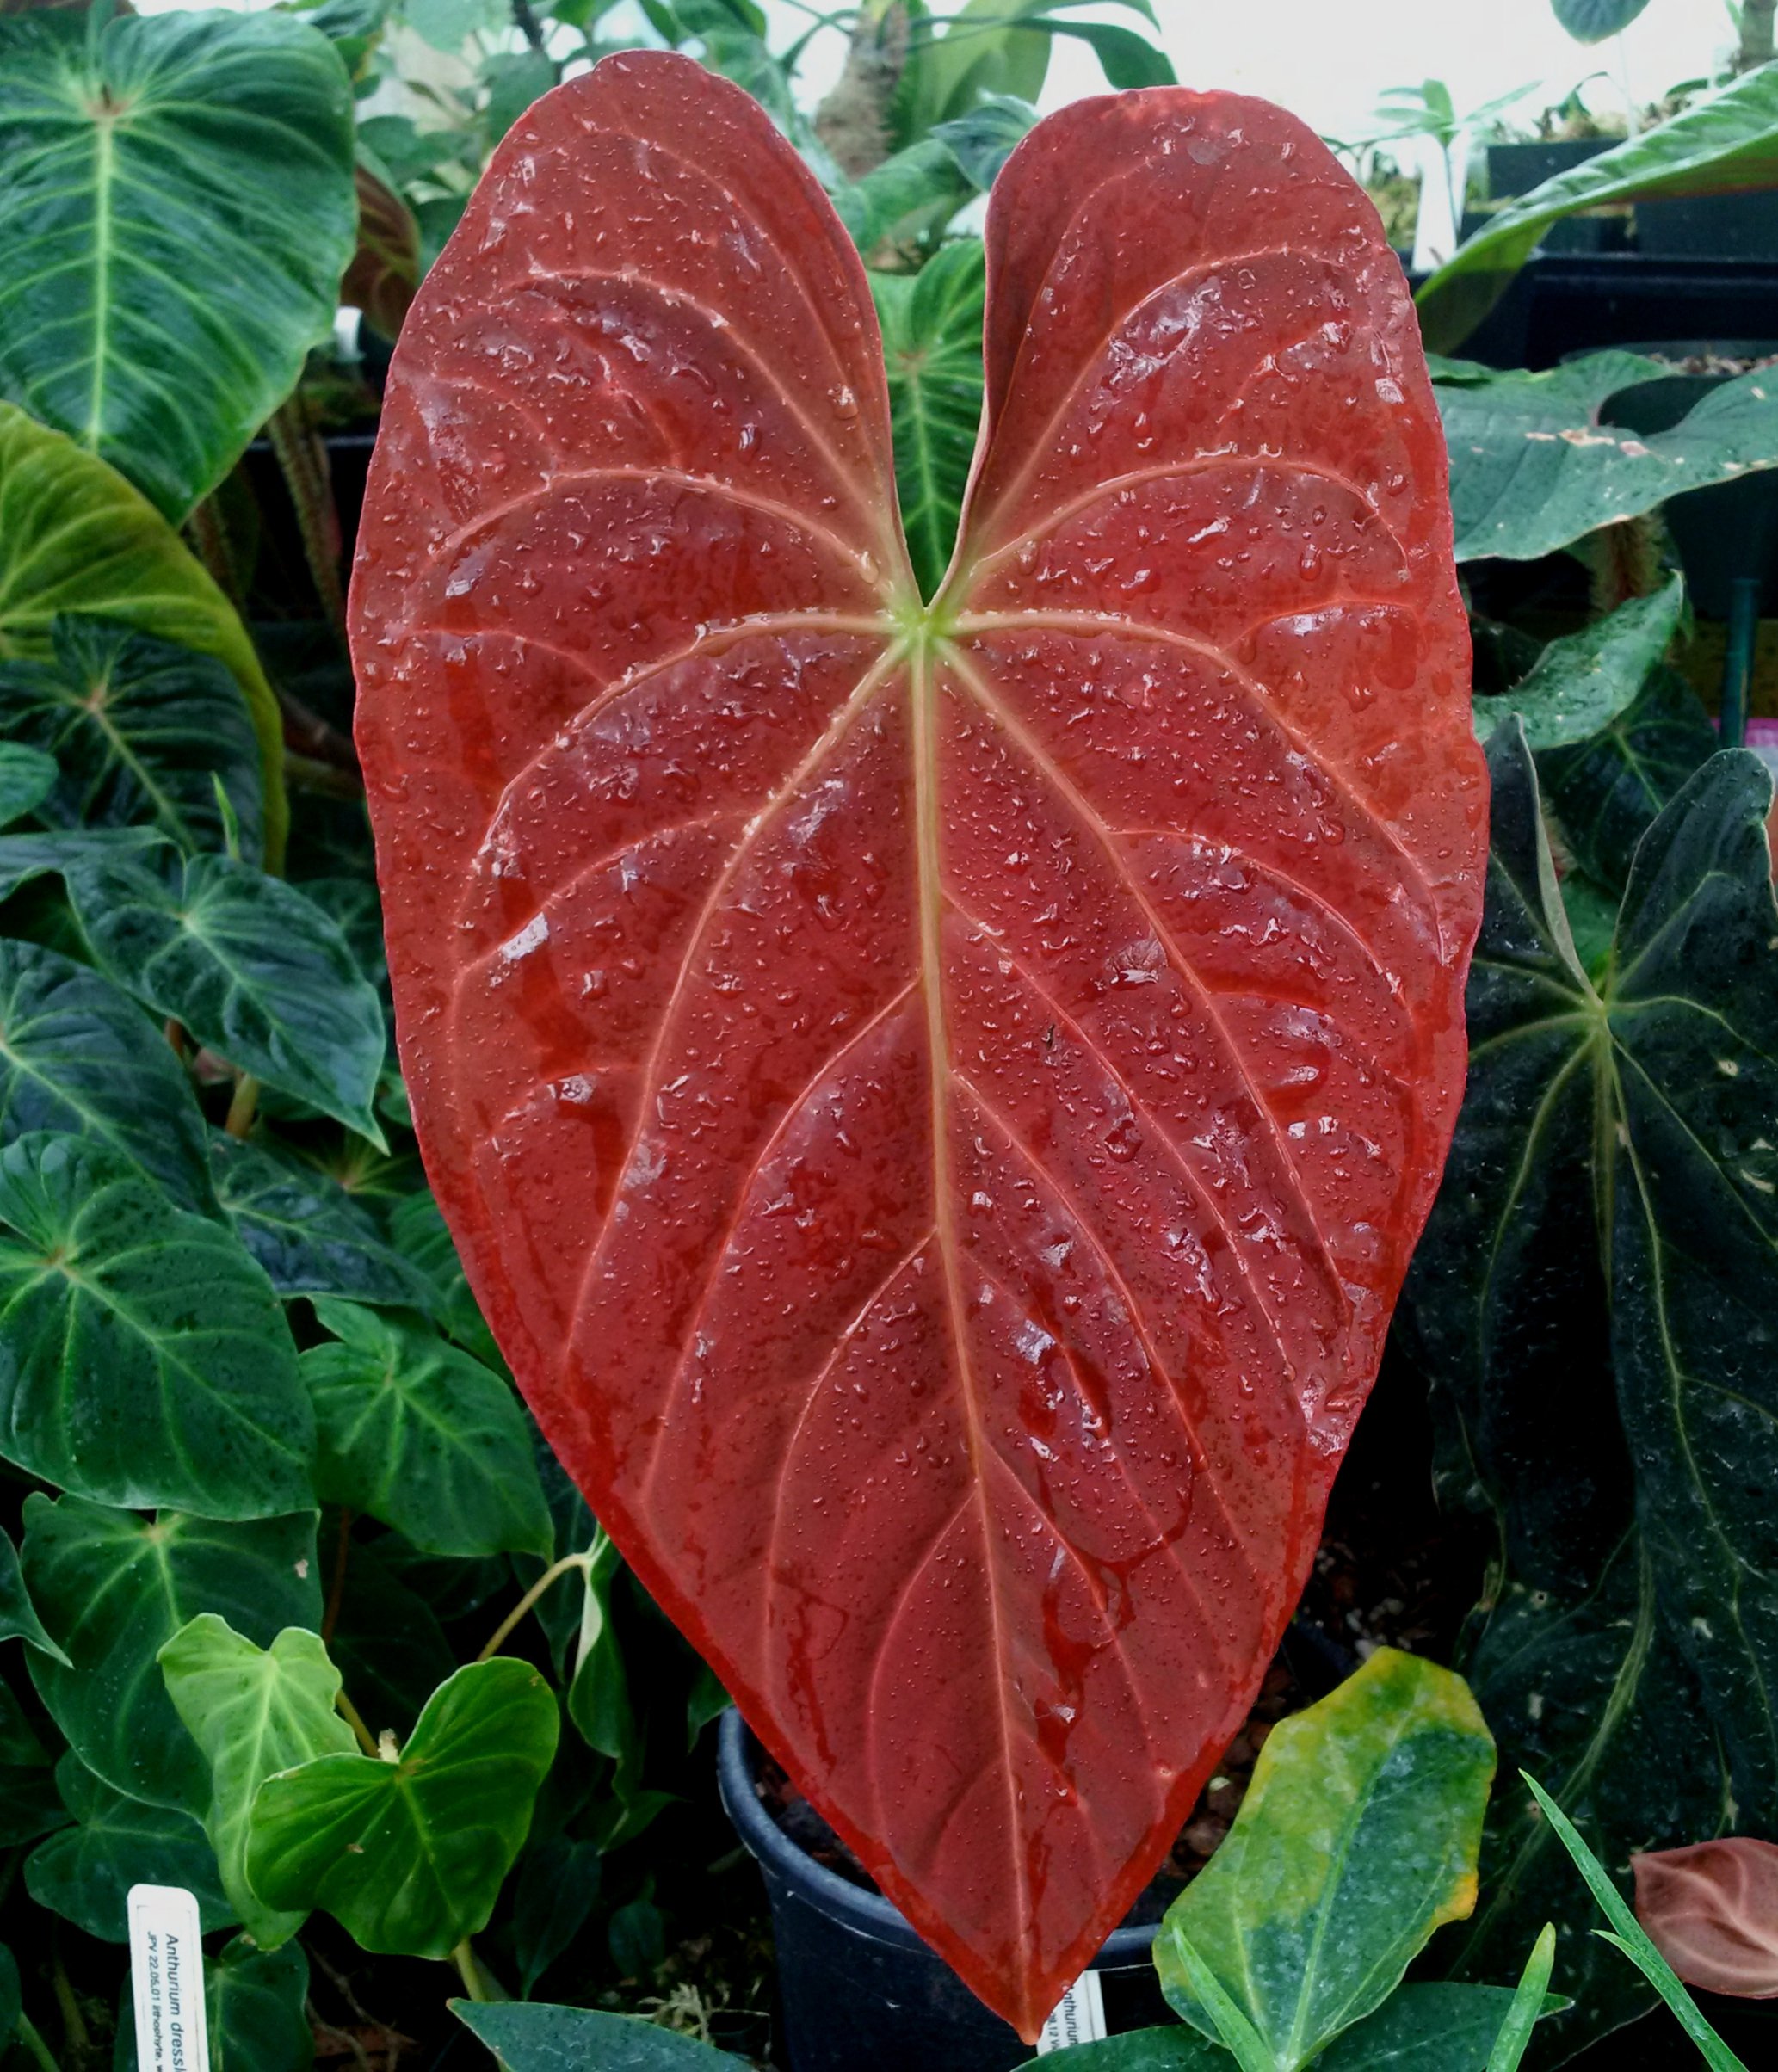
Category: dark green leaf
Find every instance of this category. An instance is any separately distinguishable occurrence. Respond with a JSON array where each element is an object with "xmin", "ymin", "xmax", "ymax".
[
  {"xmin": 1022, "ymin": 15, "xmax": 1175, "ymax": 87},
  {"xmin": 204, "ymin": 1936, "xmax": 313, "ymax": 2072},
  {"xmin": 1553, "ymin": 0, "xmax": 1651, "ymax": 40},
  {"xmin": 0, "ymin": 1132, "xmax": 312, "ymax": 1515},
  {"xmin": 0, "ymin": 615, "xmax": 263, "ymax": 860},
  {"xmin": 1540, "ymin": 663, "xmax": 1716, "ymax": 894},
  {"xmin": 0, "ymin": 1525, "xmax": 66, "ymax": 1663},
  {"xmin": 209, "ymin": 1132, "xmax": 435, "ymax": 1310},
  {"xmin": 324, "ymin": 1533, "xmax": 456, "ymax": 1741},
  {"xmin": 387, "ymin": 1188, "xmax": 504, "ymax": 1365},
  {"xmin": 1437, "ymin": 354, "xmax": 1778, "ymax": 562},
  {"xmin": 1472, "ymin": 578, "xmax": 1683, "ymax": 750},
  {"xmin": 873, "ymin": 239, "xmax": 985, "ymax": 600},
  {"xmin": 159, "ymin": 1614, "xmax": 356, "ymax": 1946},
  {"xmin": 0, "ymin": 827, "xmax": 164, "ymax": 904},
  {"xmin": 566, "ymin": 1529, "xmax": 641, "ymax": 1783},
  {"xmin": 480, "ymin": 48, "xmax": 556, "ymax": 143},
  {"xmin": 303, "ymin": 1298, "xmax": 552, "ymax": 1559},
  {"xmin": 0, "ymin": 406, "xmax": 287, "ymax": 862},
  {"xmin": 929, "ymin": 93, "xmax": 1036, "ymax": 188},
  {"xmin": 511, "ymin": 1834, "xmax": 603, "ymax": 1995},
  {"xmin": 1311, "ymin": 1982, "xmax": 1557, "ymax": 2070},
  {"xmin": 1156, "ymin": 1650, "xmax": 1495, "ymax": 2069},
  {"xmin": 25, "ymin": 1752, "xmax": 230, "ymax": 1940},
  {"xmin": 832, "ymin": 138, "xmax": 974, "ymax": 253},
  {"xmin": 0, "ymin": 1946, "xmax": 17, "ymax": 2055},
  {"xmin": 23, "ymin": 1496, "xmax": 321, "ymax": 1815},
  {"xmin": 454, "ymin": 2003, "xmax": 747, "ymax": 2069},
  {"xmin": 0, "ymin": 744, "xmax": 54, "ymax": 830},
  {"xmin": 1418, "ymin": 65, "xmax": 1778, "ymax": 350},
  {"xmin": 246, "ymin": 1657, "xmax": 559, "ymax": 1958},
  {"xmin": 68, "ymin": 849, "xmax": 387, "ymax": 1141},
  {"xmin": 0, "ymin": 9, "xmax": 359, "ymax": 520},
  {"xmin": 0, "ymin": 1678, "xmax": 70, "ymax": 1847},
  {"xmin": 1015, "ymin": 2032, "xmax": 1223, "ymax": 2071},
  {"xmin": 0, "ymin": 936, "xmax": 214, "ymax": 1212},
  {"xmin": 608, "ymin": 1892, "xmax": 666, "ymax": 1976}
]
